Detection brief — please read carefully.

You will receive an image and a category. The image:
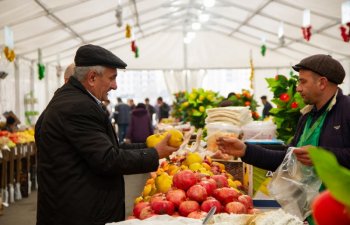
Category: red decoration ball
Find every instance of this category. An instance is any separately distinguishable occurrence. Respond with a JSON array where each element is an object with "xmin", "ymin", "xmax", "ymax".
[
  {"xmin": 291, "ymin": 102, "xmax": 298, "ymax": 108},
  {"xmin": 279, "ymin": 93, "xmax": 290, "ymax": 102}
]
